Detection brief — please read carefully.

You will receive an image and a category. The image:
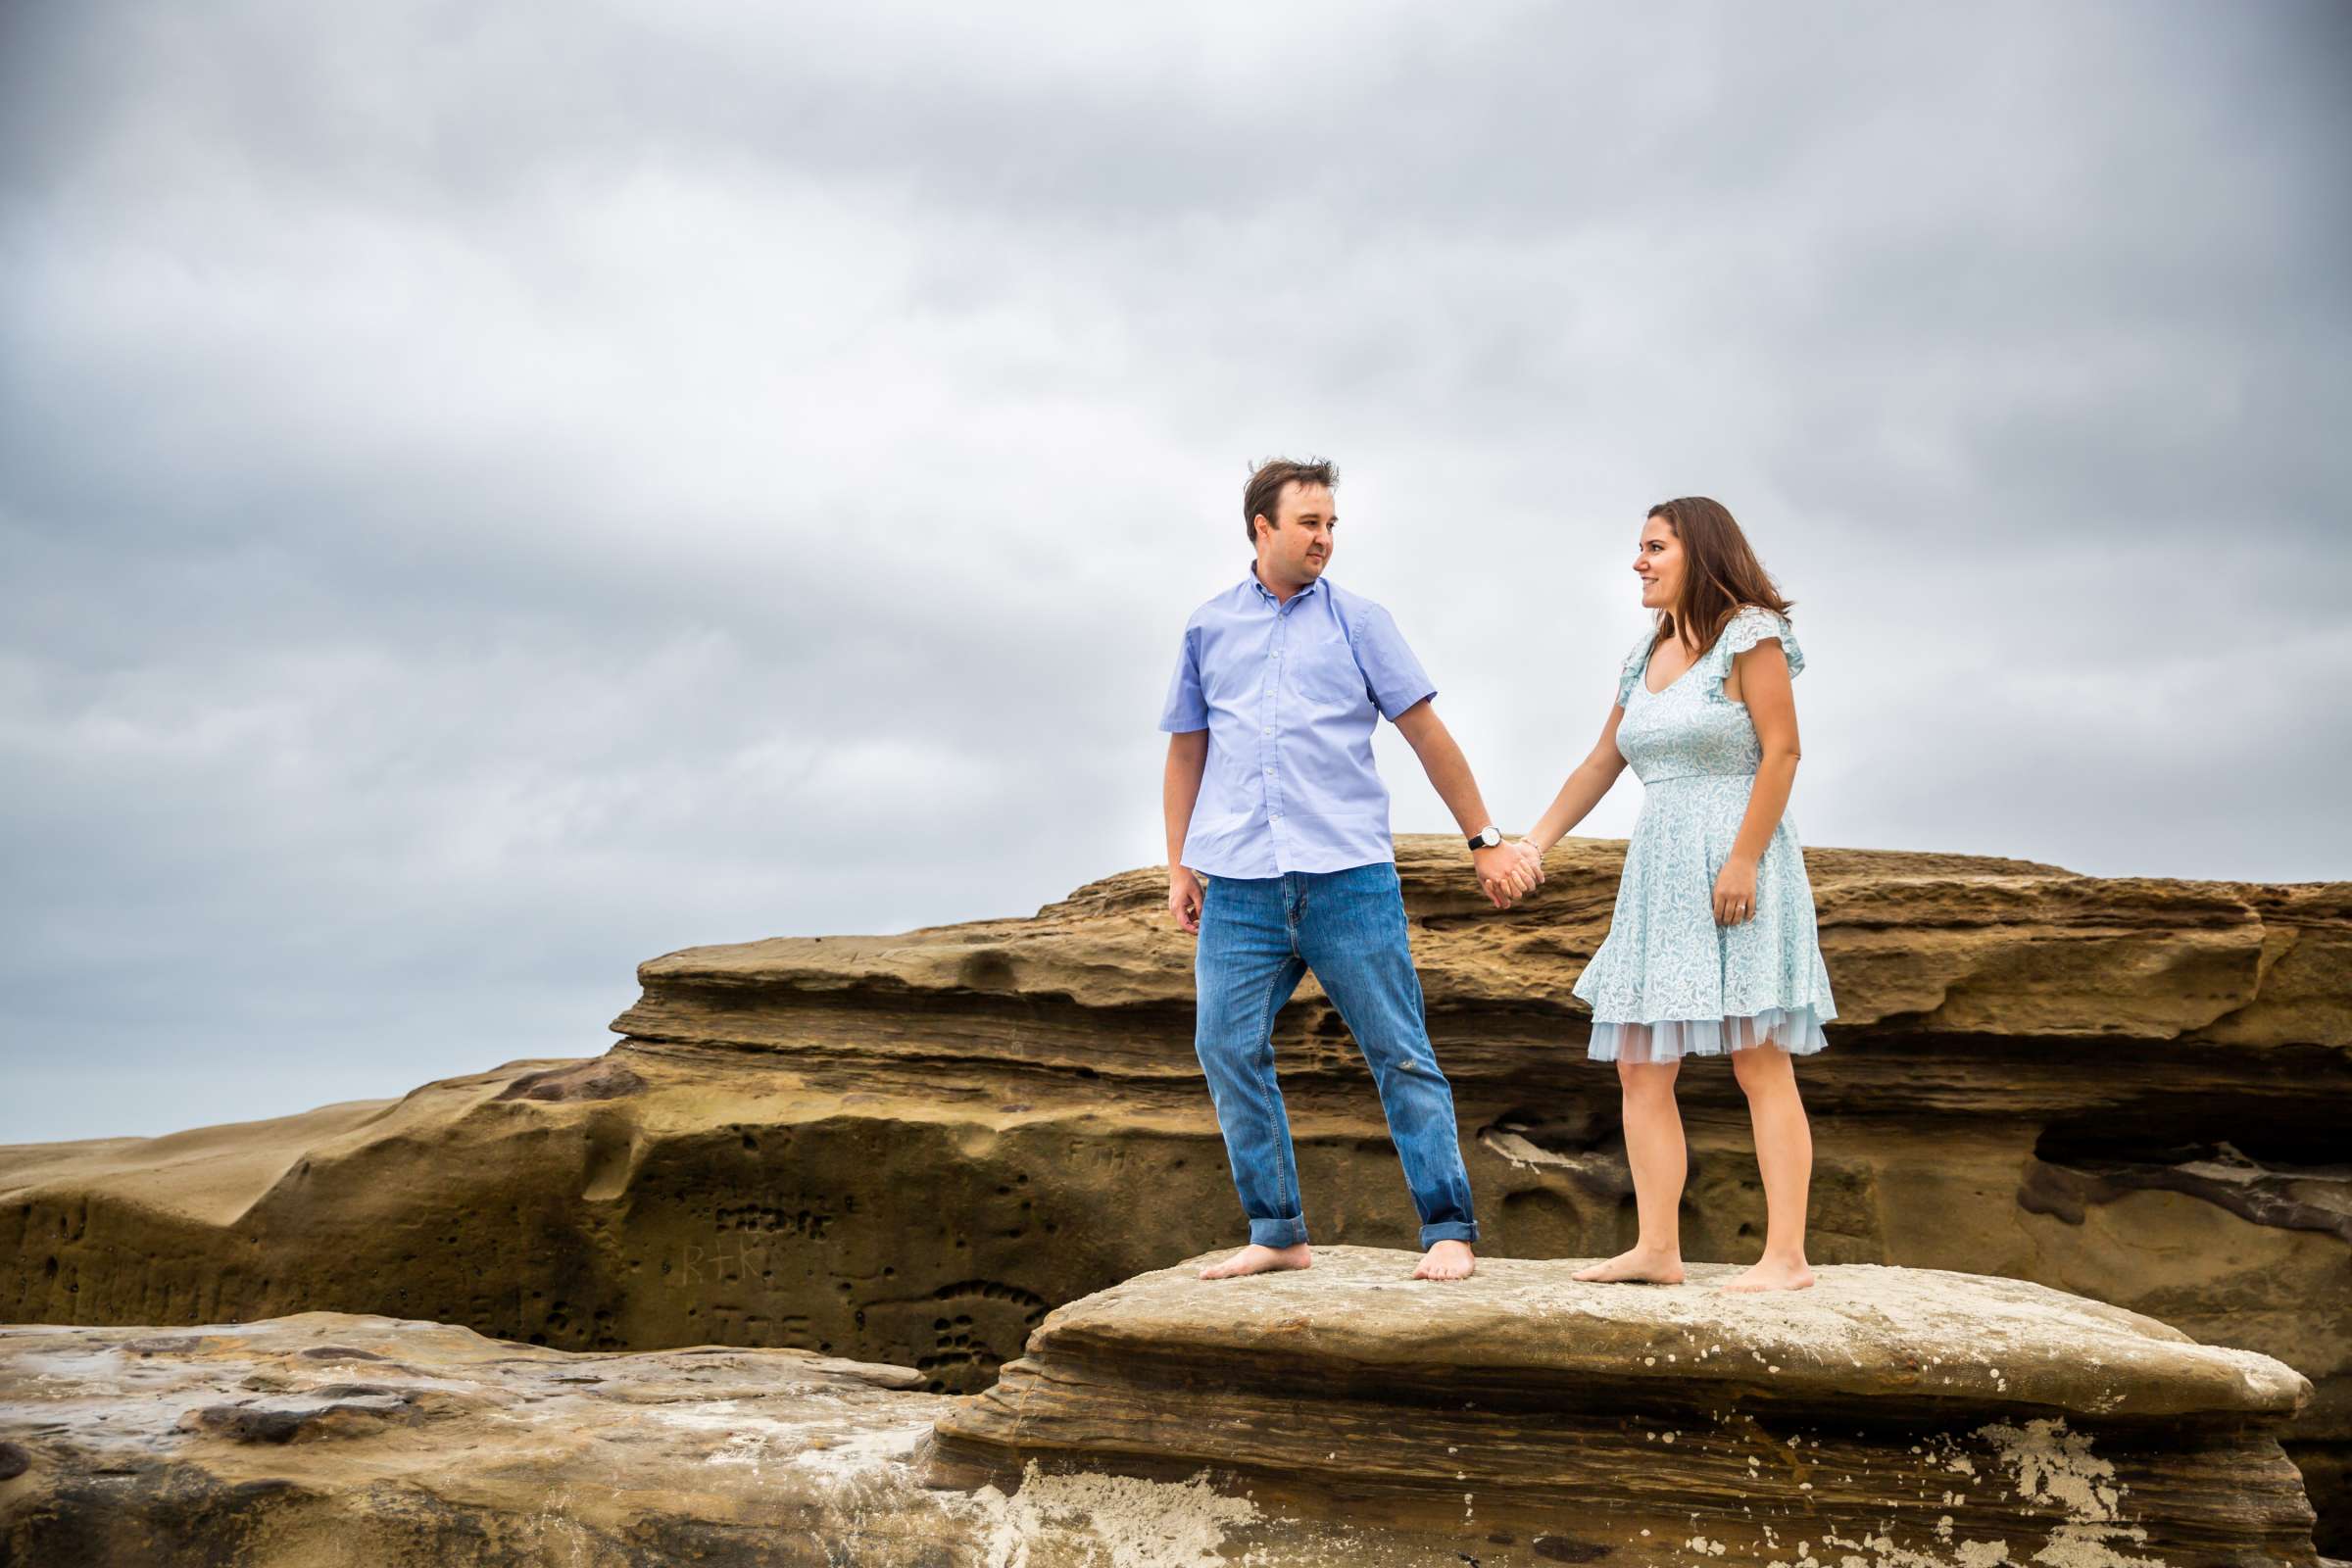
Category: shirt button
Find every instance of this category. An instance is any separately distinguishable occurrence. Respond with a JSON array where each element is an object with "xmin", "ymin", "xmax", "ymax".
[{"xmin": 1262, "ymin": 727, "xmax": 1272, "ymax": 735}]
